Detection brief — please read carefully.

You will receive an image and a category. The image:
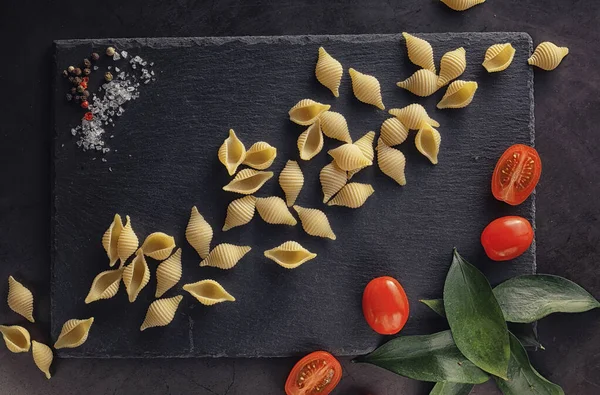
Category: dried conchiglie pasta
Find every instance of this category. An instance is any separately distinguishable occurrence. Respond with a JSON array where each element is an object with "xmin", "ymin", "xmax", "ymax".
[
  {"xmin": 102, "ymin": 213, "xmax": 123, "ymax": 267},
  {"xmin": 402, "ymin": 32, "xmax": 436, "ymax": 73},
  {"xmin": 320, "ymin": 162, "xmax": 348, "ymax": 203},
  {"xmin": 243, "ymin": 141, "xmax": 277, "ymax": 170},
  {"xmin": 186, "ymin": 206, "xmax": 213, "ymax": 259},
  {"xmin": 117, "ymin": 215, "xmax": 139, "ymax": 265},
  {"xmin": 141, "ymin": 232, "xmax": 176, "ymax": 260},
  {"xmin": 7, "ymin": 276, "xmax": 34, "ymax": 323},
  {"xmin": 54, "ymin": 318, "xmax": 94, "ymax": 349},
  {"xmin": 264, "ymin": 241, "xmax": 317, "ymax": 269},
  {"xmin": 223, "ymin": 196, "xmax": 256, "ymax": 231},
  {"xmin": 223, "ymin": 169, "xmax": 274, "ymax": 194},
  {"xmin": 297, "ymin": 120, "xmax": 324, "ymax": 160},
  {"xmin": 293, "ymin": 205, "xmax": 336, "ymax": 240},
  {"xmin": 388, "ymin": 104, "xmax": 440, "ymax": 129},
  {"xmin": 84, "ymin": 267, "xmax": 124, "ymax": 304},
  {"xmin": 140, "ymin": 295, "xmax": 182, "ymax": 331},
  {"xmin": 279, "ymin": 160, "xmax": 304, "ymax": 207},
  {"xmin": 483, "ymin": 43, "xmax": 516, "ymax": 73},
  {"xmin": 289, "ymin": 99, "xmax": 331, "ymax": 126},
  {"xmin": 397, "ymin": 69, "xmax": 439, "ymax": 97},
  {"xmin": 255, "ymin": 197, "xmax": 297, "ymax": 226},
  {"xmin": 528, "ymin": 42, "xmax": 569, "ymax": 71},
  {"xmin": 32, "ymin": 341, "xmax": 53, "ymax": 379},
  {"xmin": 183, "ymin": 280, "xmax": 235, "ymax": 306},
  {"xmin": 218, "ymin": 129, "xmax": 246, "ymax": 176},
  {"xmin": 327, "ymin": 183, "xmax": 374, "ymax": 208},
  {"xmin": 349, "ymin": 68, "xmax": 385, "ymax": 110},
  {"xmin": 123, "ymin": 249, "xmax": 151, "ymax": 303},
  {"xmin": 415, "ymin": 123, "xmax": 442, "ymax": 165},
  {"xmin": 437, "ymin": 47, "xmax": 467, "ymax": 87},
  {"xmin": 437, "ymin": 80, "xmax": 478, "ymax": 109},
  {"xmin": 200, "ymin": 243, "xmax": 252, "ymax": 270},
  {"xmin": 315, "ymin": 47, "xmax": 344, "ymax": 97},
  {"xmin": 347, "ymin": 131, "xmax": 376, "ymax": 179},
  {"xmin": 441, "ymin": 0, "xmax": 486, "ymax": 11},
  {"xmin": 319, "ymin": 111, "xmax": 352, "ymax": 143},
  {"xmin": 155, "ymin": 248, "xmax": 182, "ymax": 298},
  {"xmin": 0, "ymin": 325, "xmax": 30, "ymax": 353},
  {"xmin": 380, "ymin": 118, "xmax": 409, "ymax": 147},
  {"xmin": 377, "ymin": 139, "xmax": 407, "ymax": 186},
  {"xmin": 328, "ymin": 143, "xmax": 372, "ymax": 172}
]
